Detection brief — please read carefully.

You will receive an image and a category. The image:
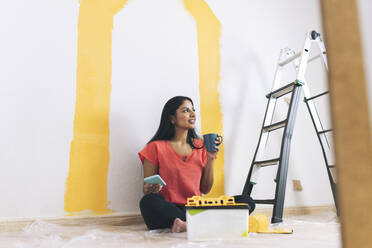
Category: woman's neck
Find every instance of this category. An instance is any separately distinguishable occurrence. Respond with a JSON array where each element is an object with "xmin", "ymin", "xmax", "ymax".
[{"xmin": 172, "ymin": 127, "xmax": 188, "ymax": 144}]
